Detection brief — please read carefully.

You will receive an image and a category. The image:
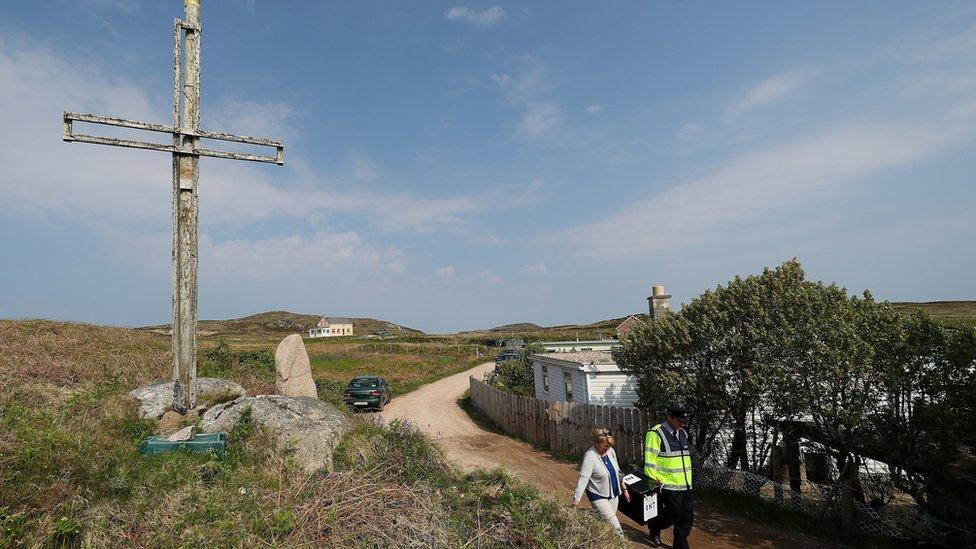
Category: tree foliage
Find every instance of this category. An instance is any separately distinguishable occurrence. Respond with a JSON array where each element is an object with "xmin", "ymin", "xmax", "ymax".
[{"xmin": 614, "ymin": 259, "xmax": 976, "ymax": 526}]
